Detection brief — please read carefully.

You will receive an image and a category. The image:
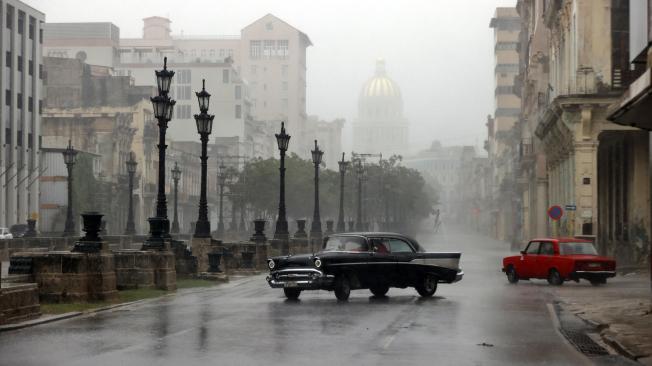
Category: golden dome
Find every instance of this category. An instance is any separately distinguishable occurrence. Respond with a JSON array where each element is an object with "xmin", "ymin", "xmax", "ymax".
[{"xmin": 360, "ymin": 59, "xmax": 401, "ymax": 98}]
